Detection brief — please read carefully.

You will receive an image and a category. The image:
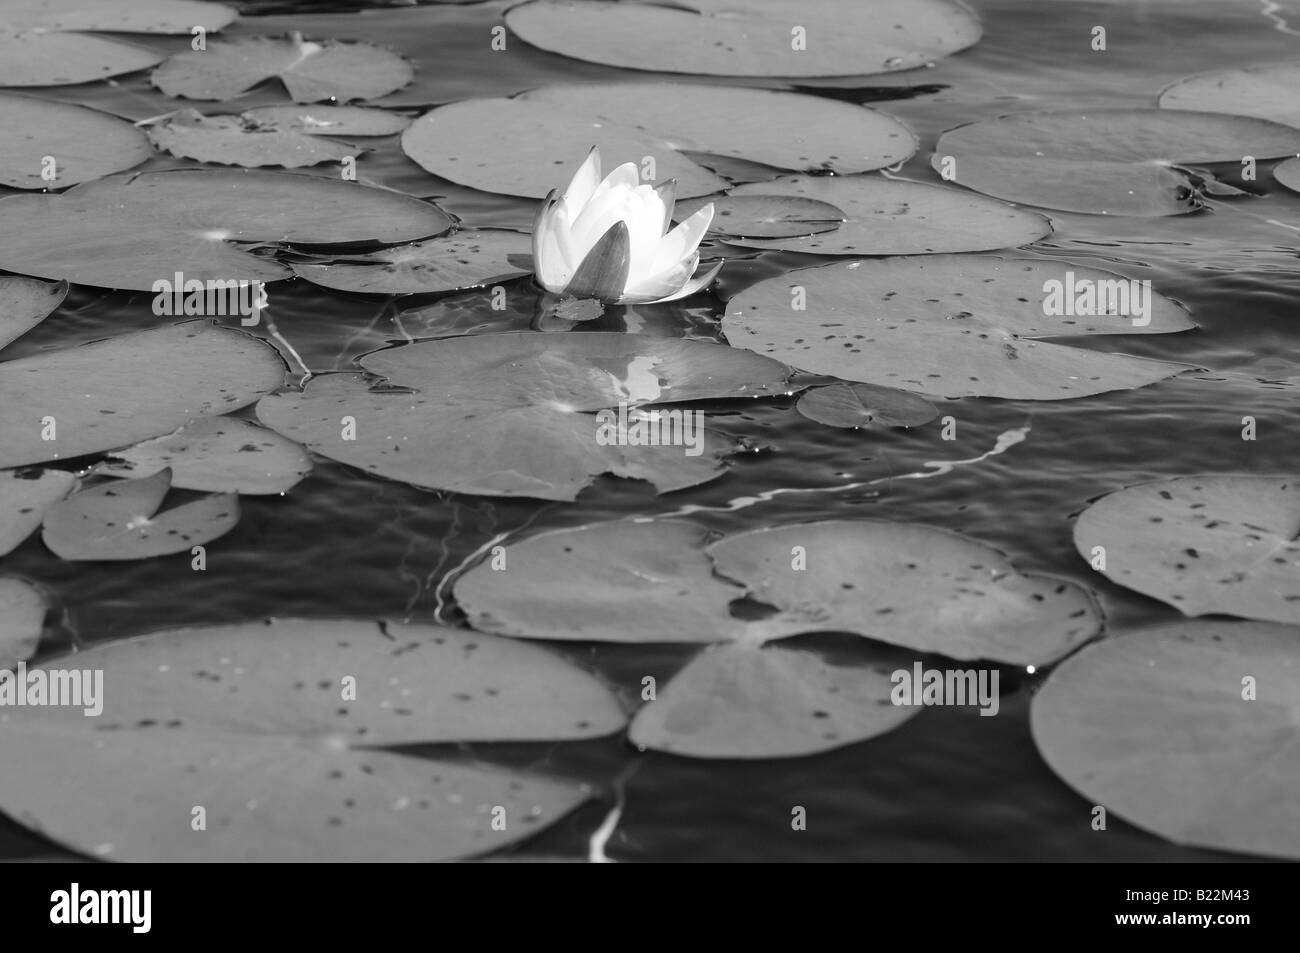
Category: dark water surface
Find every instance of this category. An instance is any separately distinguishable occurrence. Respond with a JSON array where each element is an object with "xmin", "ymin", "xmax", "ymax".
[{"xmin": 2, "ymin": 0, "xmax": 1298, "ymax": 861}]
